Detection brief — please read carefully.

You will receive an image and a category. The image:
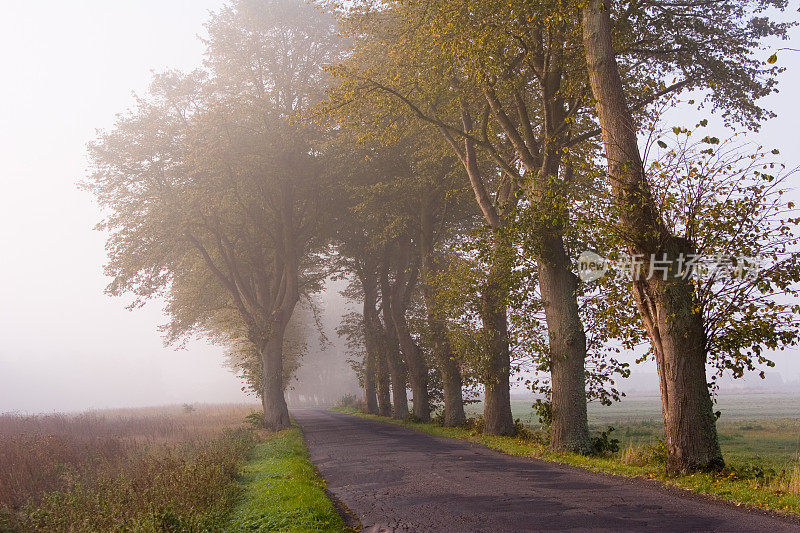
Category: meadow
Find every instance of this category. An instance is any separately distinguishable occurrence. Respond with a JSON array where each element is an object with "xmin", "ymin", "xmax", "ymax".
[
  {"xmin": 0, "ymin": 405, "xmax": 256, "ymax": 531},
  {"xmin": 475, "ymin": 393, "xmax": 800, "ymax": 468}
]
